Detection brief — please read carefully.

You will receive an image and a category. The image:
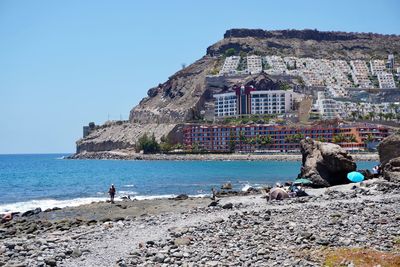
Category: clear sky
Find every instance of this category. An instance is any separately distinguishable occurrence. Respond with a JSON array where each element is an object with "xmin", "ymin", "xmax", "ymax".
[{"xmin": 1, "ymin": 0, "xmax": 399, "ymax": 154}]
